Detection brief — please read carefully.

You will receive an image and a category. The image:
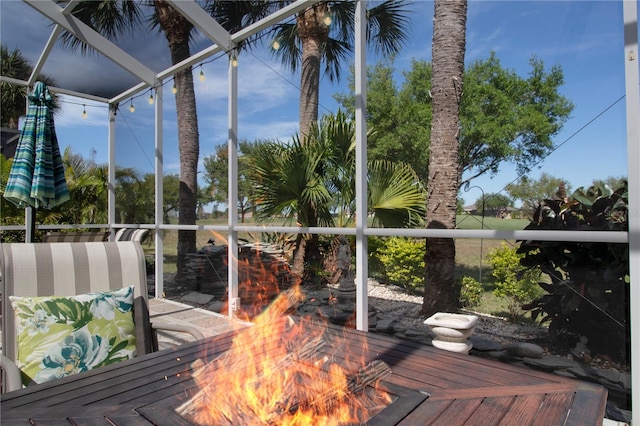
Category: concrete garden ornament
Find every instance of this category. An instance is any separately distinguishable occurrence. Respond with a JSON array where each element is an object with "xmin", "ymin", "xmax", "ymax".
[{"xmin": 424, "ymin": 313, "xmax": 479, "ymax": 354}]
